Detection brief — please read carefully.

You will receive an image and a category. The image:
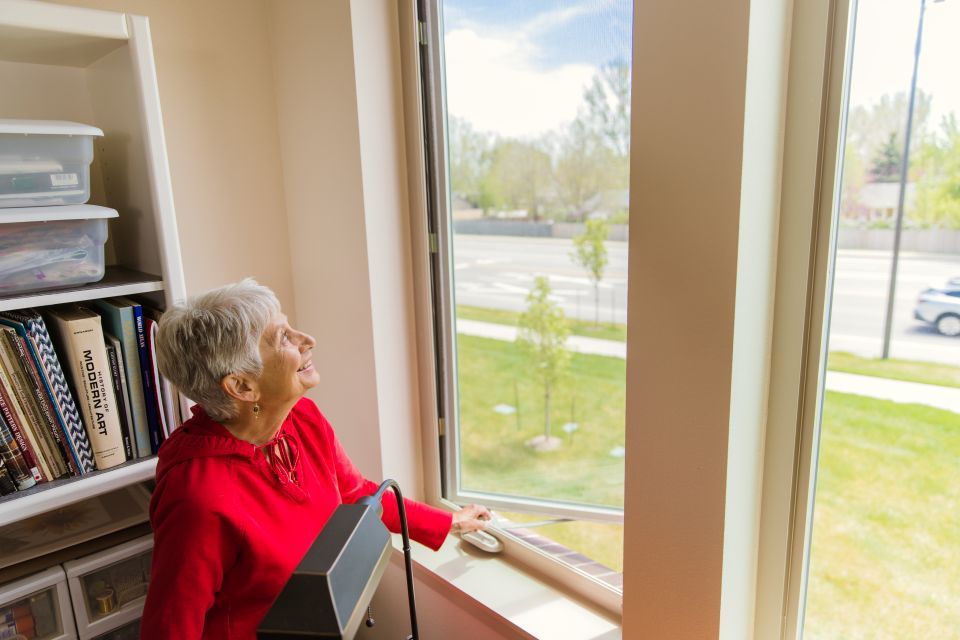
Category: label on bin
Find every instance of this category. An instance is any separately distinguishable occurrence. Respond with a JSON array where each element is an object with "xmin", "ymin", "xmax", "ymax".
[{"xmin": 50, "ymin": 173, "xmax": 79, "ymax": 187}]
